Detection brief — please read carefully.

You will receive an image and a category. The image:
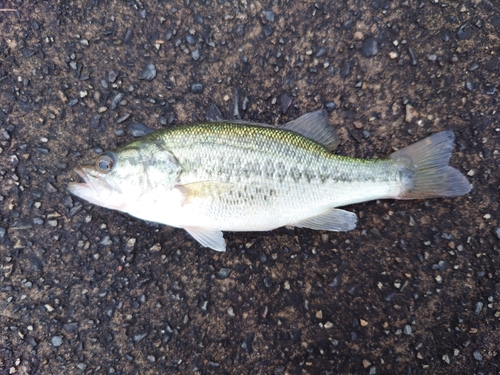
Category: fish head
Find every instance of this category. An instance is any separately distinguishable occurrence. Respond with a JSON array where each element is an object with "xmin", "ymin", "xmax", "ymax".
[
  {"xmin": 68, "ymin": 140, "xmax": 184, "ymax": 213},
  {"xmin": 68, "ymin": 148, "xmax": 147, "ymax": 211}
]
